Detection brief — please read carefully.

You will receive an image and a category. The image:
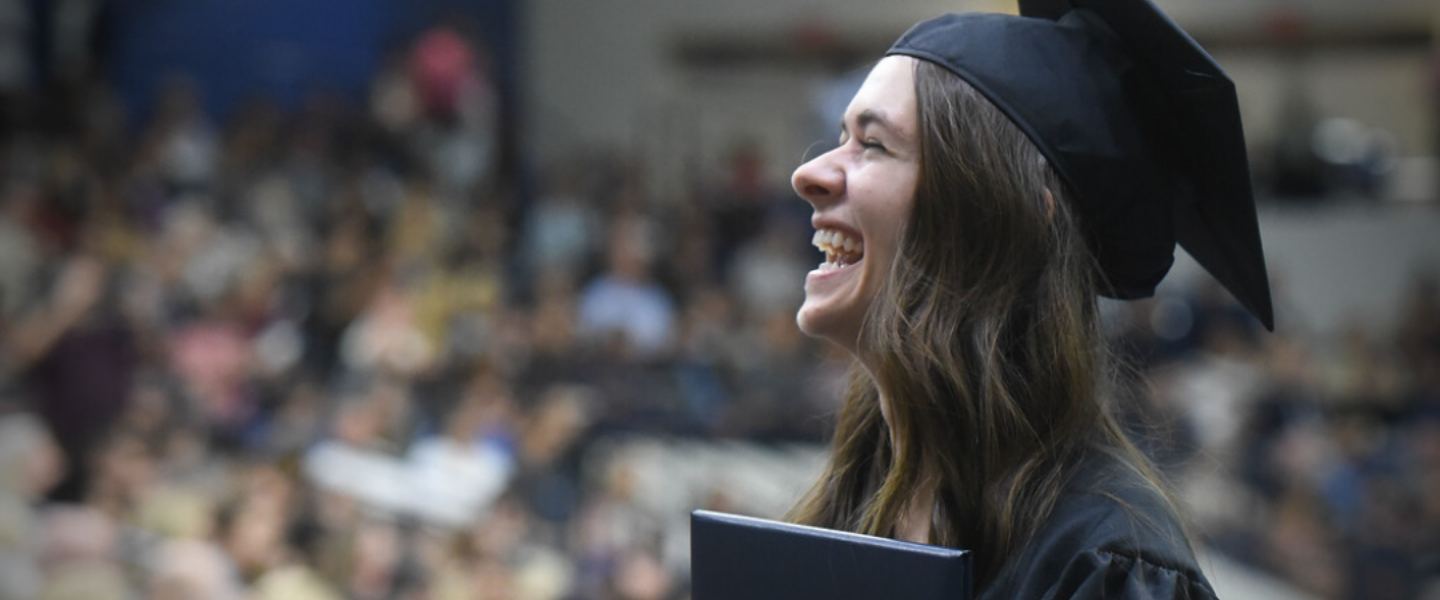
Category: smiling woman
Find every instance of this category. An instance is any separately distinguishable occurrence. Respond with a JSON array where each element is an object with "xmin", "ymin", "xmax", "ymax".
[{"xmin": 781, "ymin": 1, "xmax": 1275, "ymax": 599}]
